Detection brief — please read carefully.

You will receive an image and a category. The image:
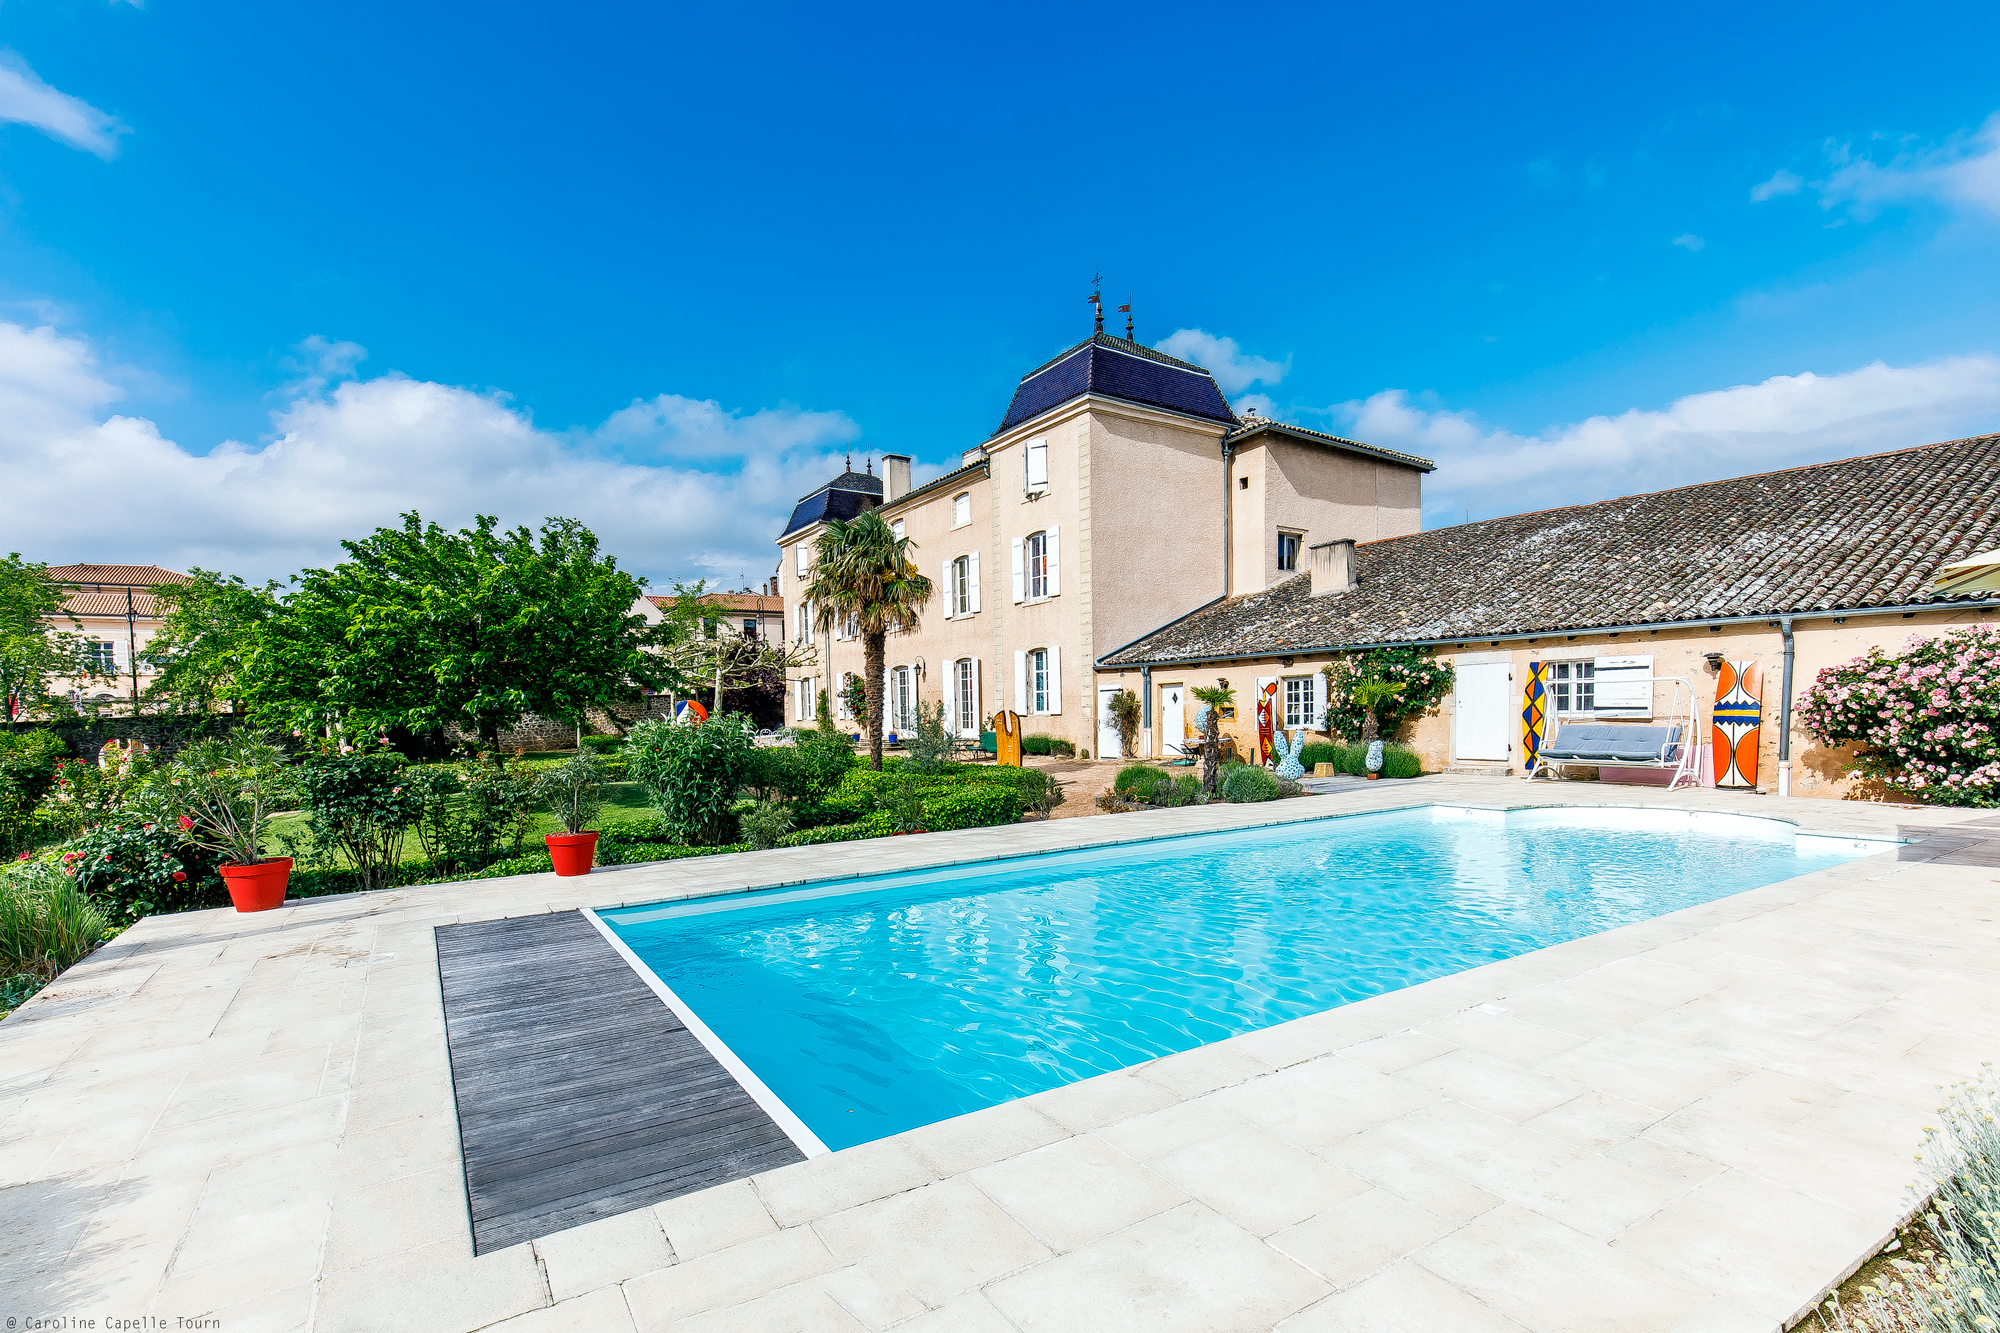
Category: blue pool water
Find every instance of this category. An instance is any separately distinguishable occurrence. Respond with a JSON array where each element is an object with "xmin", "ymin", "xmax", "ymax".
[{"xmin": 602, "ymin": 806, "xmax": 1888, "ymax": 1151}]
